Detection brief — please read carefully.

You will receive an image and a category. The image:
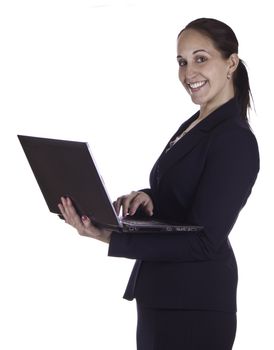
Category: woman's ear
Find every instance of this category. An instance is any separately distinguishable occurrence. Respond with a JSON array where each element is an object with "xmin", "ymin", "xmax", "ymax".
[{"xmin": 228, "ymin": 53, "xmax": 239, "ymax": 75}]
